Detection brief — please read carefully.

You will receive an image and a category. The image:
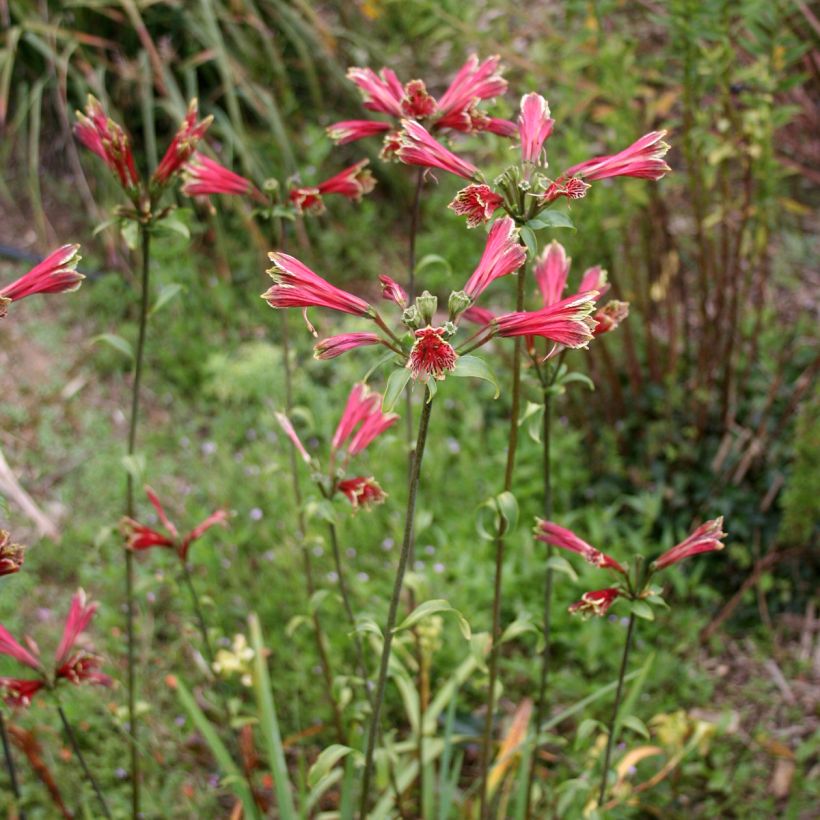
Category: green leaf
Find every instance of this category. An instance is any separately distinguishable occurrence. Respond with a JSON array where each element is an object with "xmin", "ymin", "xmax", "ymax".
[
  {"xmin": 451, "ymin": 355, "xmax": 500, "ymax": 398},
  {"xmin": 576, "ymin": 718, "xmax": 604, "ymax": 744},
  {"xmin": 630, "ymin": 600, "xmax": 655, "ymax": 621},
  {"xmin": 352, "ymin": 616, "xmax": 383, "ymax": 640},
  {"xmin": 544, "ymin": 555, "xmax": 579, "ymax": 582},
  {"xmin": 154, "ymin": 216, "xmax": 190, "ymax": 239},
  {"xmin": 622, "ymin": 715, "xmax": 650, "ymax": 739},
  {"xmin": 519, "ymin": 225, "xmax": 537, "ymax": 256},
  {"xmin": 499, "ymin": 615, "xmax": 538, "ymax": 645},
  {"xmin": 559, "ymin": 371, "xmax": 595, "ymax": 392},
  {"xmin": 120, "ymin": 220, "xmax": 139, "ymax": 250},
  {"xmin": 121, "ymin": 453, "xmax": 145, "ymax": 483},
  {"xmin": 526, "ymin": 211, "xmax": 575, "ymax": 231},
  {"xmin": 92, "ymin": 333, "xmax": 133, "ymax": 361},
  {"xmin": 149, "ymin": 283, "xmax": 184, "ymax": 317},
  {"xmin": 415, "ymin": 254, "xmax": 451, "ymax": 277},
  {"xmin": 308, "ymin": 745, "xmax": 358, "ymax": 788},
  {"xmin": 395, "ymin": 599, "xmax": 471, "ymax": 640},
  {"xmin": 308, "ymin": 589, "xmax": 331, "ymax": 613},
  {"xmin": 496, "ymin": 491, "xmax": 518, "ymax": 533},
  {"xmin": 383, "ymin": 367, "xmax": 412, "ymax": 413}
]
